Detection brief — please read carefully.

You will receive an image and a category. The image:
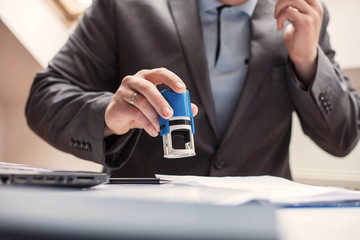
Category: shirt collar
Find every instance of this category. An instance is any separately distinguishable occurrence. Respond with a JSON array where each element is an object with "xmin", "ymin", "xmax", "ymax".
[{"xmin": 198, "ymin": 0, "xmax": 258, "ymax": 17}]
